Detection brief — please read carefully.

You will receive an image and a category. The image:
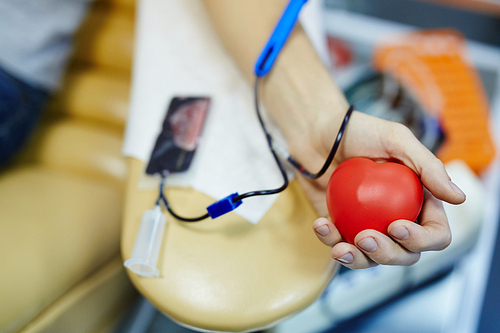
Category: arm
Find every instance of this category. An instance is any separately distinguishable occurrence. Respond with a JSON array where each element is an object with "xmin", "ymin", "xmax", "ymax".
[
  {"xmin": 202, "ymin": 0, "xmax": 466, "ymax": 269},
  {"xmin": 202, "ymin": 0, "xmax": 347, "ymax": 165}
]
